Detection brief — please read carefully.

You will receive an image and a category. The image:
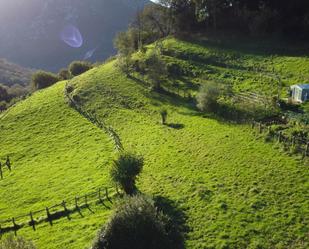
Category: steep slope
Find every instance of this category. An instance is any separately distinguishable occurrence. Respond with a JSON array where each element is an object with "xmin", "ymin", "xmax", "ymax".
[
  {"xmin": 69, "ymin": 49, "xmax": 309, "ymax": 248},
  {"xmin": 0, "ymin": 37, "xmax": 308, "ymax": 249},
  {"xmin": 0, "ymin": 81, "xmax": 115, "ymax": 248}
]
